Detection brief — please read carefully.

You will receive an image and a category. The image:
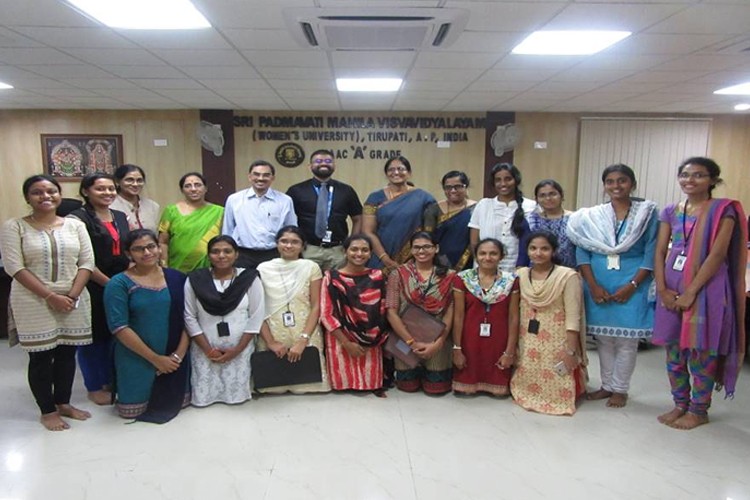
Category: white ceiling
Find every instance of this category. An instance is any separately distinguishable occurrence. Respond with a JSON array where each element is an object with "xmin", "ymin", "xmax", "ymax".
[{"xmin": 1, "ymin": 0, "xmax": 749, "ymax": 113}]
